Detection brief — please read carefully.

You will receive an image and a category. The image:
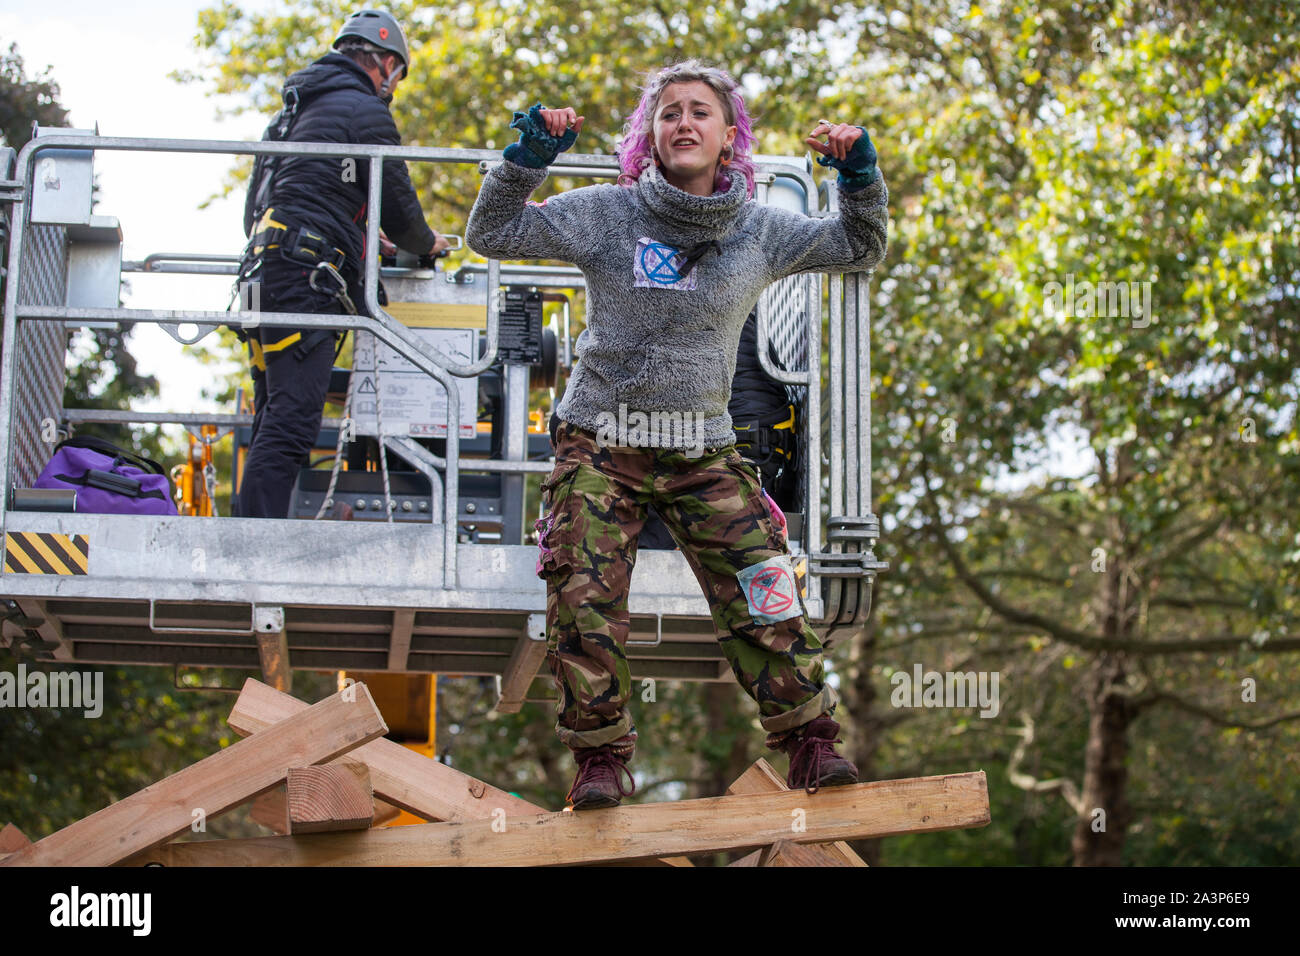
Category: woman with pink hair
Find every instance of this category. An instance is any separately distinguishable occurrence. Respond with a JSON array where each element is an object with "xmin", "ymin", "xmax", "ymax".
[{"xmin": 468, "ymin": 60, "xmax": 888, "ymax": 809}]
